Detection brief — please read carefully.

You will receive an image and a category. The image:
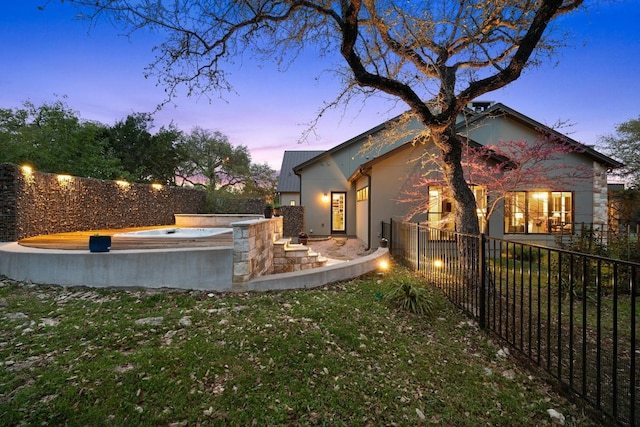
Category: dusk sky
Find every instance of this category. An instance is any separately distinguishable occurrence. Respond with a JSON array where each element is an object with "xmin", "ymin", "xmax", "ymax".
[{"xmin": 2, "ymin": 1, "xmax": 639, "ymax": 169}]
